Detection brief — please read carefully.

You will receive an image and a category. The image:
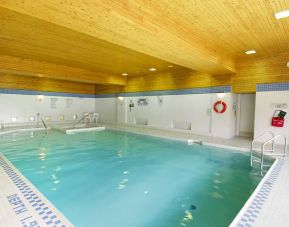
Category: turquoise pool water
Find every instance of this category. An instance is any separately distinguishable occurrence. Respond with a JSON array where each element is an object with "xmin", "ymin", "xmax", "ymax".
[{"xmin": 0, "ymin": 130, "xmax": 271, "ymax": 227}]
